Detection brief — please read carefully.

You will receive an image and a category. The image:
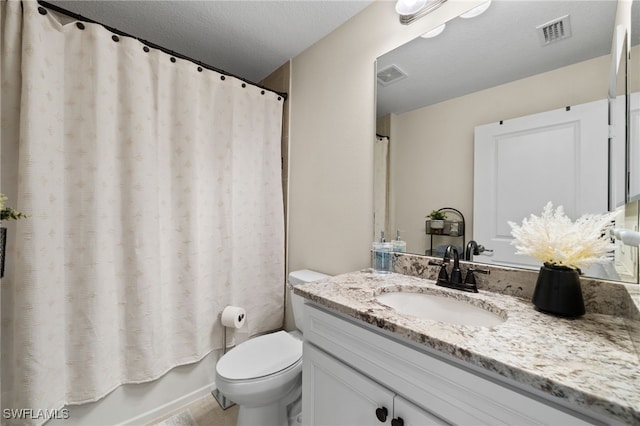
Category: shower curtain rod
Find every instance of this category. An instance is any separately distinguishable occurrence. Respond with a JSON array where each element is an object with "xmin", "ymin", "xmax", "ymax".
[{"xmin": 34, "ymin": 0, "xmax": 288, "ymax": 101}]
